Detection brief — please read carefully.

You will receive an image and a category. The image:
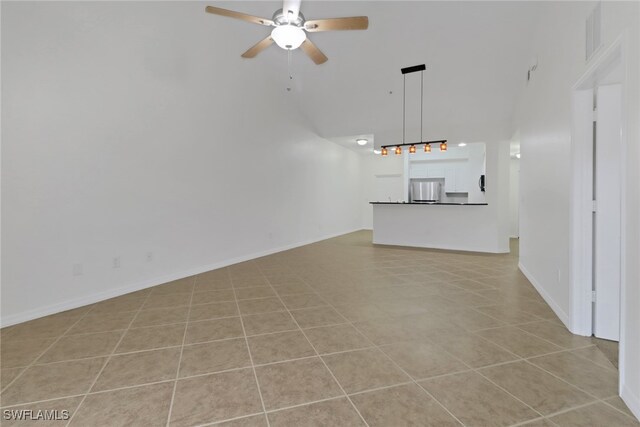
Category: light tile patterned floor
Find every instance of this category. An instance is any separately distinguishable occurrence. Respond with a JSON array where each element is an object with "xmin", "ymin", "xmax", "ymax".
[{"xmin": 1, "ymin": 231, "xmax": 637, "ymax": 426}]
